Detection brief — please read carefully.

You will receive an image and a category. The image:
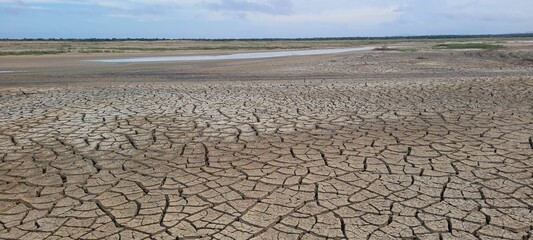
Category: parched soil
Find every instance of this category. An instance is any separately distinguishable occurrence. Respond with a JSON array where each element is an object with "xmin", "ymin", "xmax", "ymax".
[{"xmin": 0, "ymin": 42, "xmax": 532, "ymax": 239}]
